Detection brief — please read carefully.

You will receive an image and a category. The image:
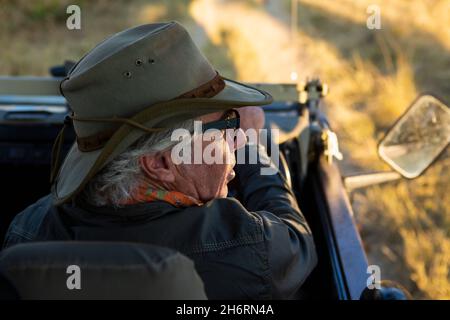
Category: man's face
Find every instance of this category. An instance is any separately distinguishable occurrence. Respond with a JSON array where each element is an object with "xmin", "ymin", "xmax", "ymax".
[
  {"xmin": 175, "ymin": 110, "xmax": 245, "ymax": 201},
  {"xmin": 139, "ymin": 109, "xmax": 248, "ymax": 203}
]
